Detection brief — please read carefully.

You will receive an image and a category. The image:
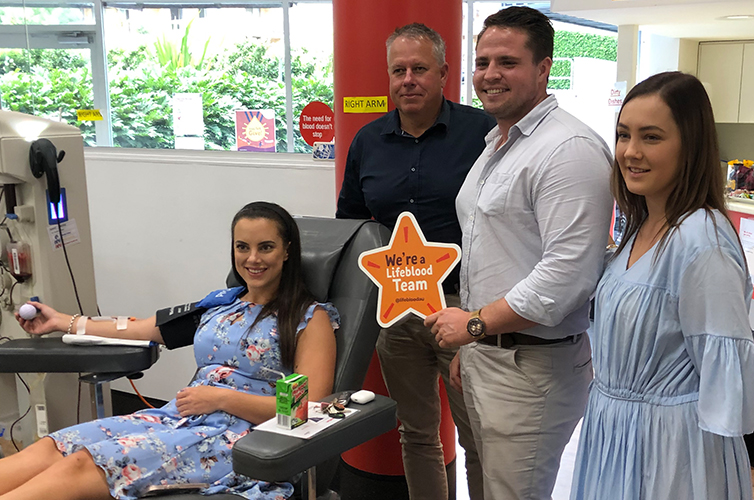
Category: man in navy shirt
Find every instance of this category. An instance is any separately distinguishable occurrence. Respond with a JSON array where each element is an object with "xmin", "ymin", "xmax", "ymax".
[{"xmin": 336, "ymin": 23, "xmax": 494, "ymax": 500}]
